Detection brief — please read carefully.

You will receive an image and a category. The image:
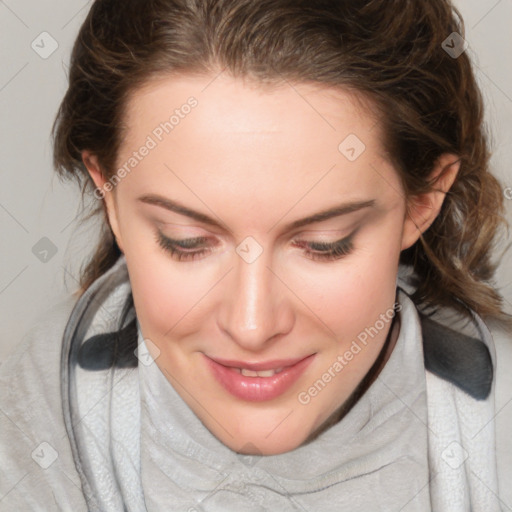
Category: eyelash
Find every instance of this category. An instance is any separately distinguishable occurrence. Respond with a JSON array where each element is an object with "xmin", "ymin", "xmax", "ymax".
[
  {"xmin": 156, "ymin": 234, "xmax": 212, "ymax": 261},
  {"xmin": 293, "ymin": 238, "xmax": 354, "ymax": 261},
  {"xmin": 156, "ymin": 231, "xmax": 355, "ymax": 263}
]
